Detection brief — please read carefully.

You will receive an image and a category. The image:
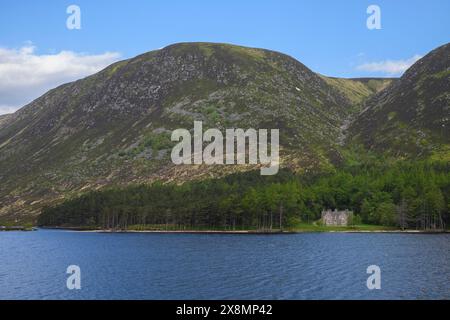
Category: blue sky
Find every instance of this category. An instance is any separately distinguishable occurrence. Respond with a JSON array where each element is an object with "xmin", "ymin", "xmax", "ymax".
[{"xmin": 0, "ymin": 0, "xmax": 449, "ymax": 113}]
